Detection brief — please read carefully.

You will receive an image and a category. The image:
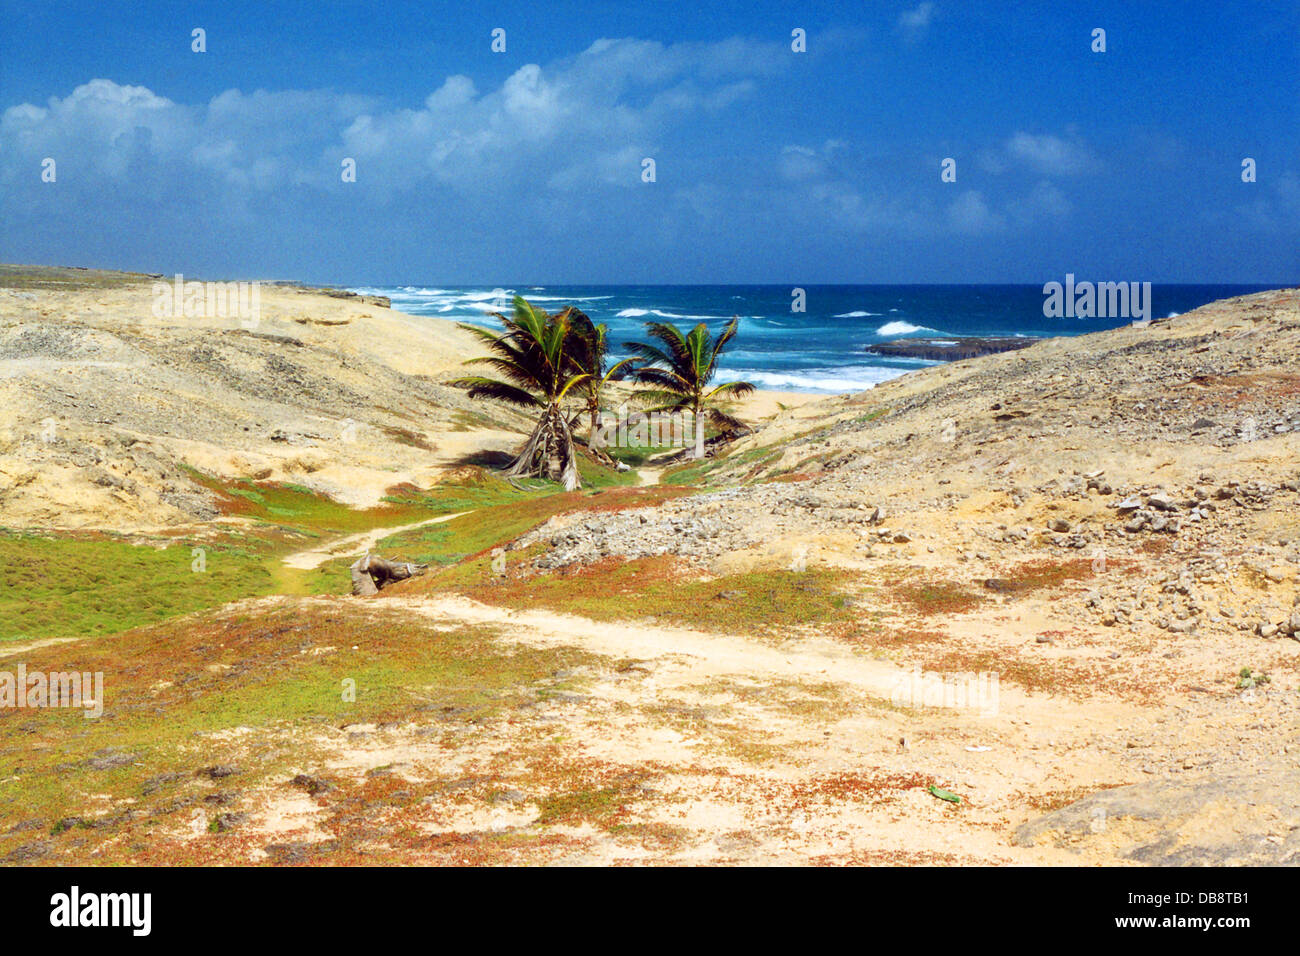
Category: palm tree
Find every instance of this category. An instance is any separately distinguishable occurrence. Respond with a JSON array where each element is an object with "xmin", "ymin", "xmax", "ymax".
[
  {"xmin": 624, "ymin": 317, "xmax": 755, "ymax": 458},
  {"xmin": 567, "ymin": 309, "xmax": 637, "ymax": 461},
  {"xmin": 452, "ymin": 296, "xmax": 589, "ymax": 490}
]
